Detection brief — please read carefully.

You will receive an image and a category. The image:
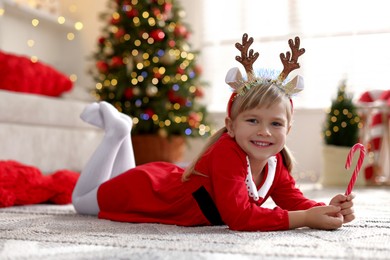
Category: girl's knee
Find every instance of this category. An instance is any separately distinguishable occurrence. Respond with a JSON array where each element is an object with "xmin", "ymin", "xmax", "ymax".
[{"xmin": 72, "ymin": 194, "xmax": 99, "ymax": 216}]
